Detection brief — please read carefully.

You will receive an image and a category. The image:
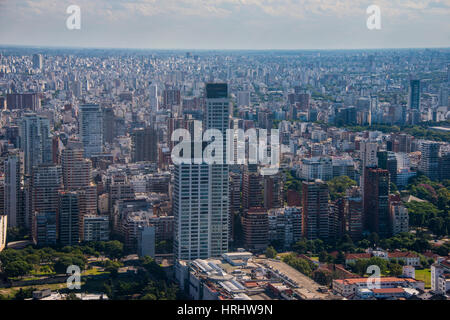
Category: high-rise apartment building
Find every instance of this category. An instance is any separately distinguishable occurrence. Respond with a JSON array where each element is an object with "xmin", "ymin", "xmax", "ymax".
[
  {"xmin": 61, "ymin": 143, "xmax": 92, "ymax": 190},
  {"xmin": 58, "ymin": 191, "xmax": 80, "ymax": 246},
  {"xmin": 363, "ymin": 168, "xmax": 390, "ymax": 238},
  {"xmin": 408, "ymin": 79, "xmax": 421, "ymax": 110},
  {"xmin": 4, "ymin": 151, "xmax": 22, "ymax": 228},
  {"xmin": 20, "ymin": 113, "xmax": 52, "ymax": 175},
  {"xmin": 149, "ymin": 83, "xmax": 159, "ymax": 111},
  {"xmin": 32, "ymin": 53, "xmax": 43, "ymax": 70},
  {"xmin": 173, "ymin": 83, "xmax": 230, "ymax": 260},
  {"xmin": 102, "ymin": 106, "xmax": 116, "ymax": 144},
  {"xmin": 79, "ymin": 104, "xmax": 103, "ymax": 158},
  {"xmin": 302, "ymin": 180, "xmax": 330, "ymax": 240},
  {"xmin": 131, "ymin": 126, "xmax": 158, "ymax": 163},
  {"xmin": 243, "ymin": 207, "xmax": 269, "ymax": 252},
  {"xmin": 243, "ymin": 164, "xmax": 263, "ymax": 212},
  {"xmin": 419, "ymin": 141, "xmax": 440, "ymax": 181}
]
